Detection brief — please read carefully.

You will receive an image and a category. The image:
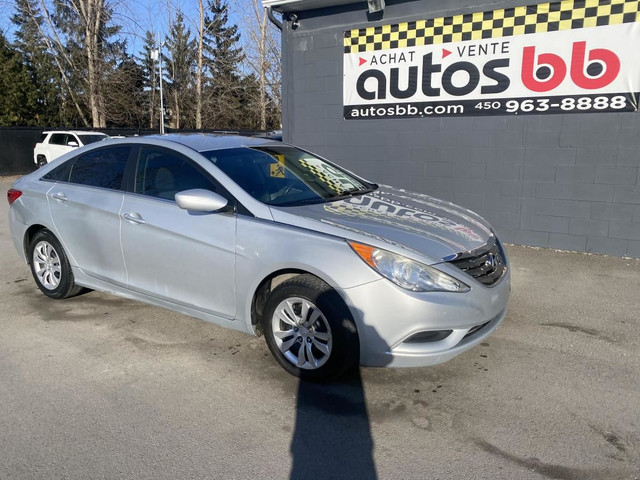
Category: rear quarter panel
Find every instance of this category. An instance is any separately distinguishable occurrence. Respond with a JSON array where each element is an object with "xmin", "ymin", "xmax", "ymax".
[{"xmin": 8, "ymin": 176, "xmax": 57, "ymax": 262}]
